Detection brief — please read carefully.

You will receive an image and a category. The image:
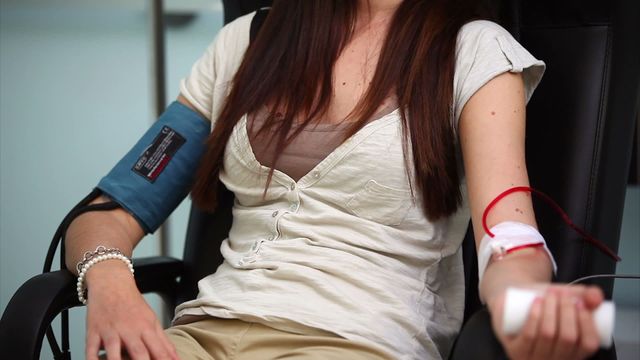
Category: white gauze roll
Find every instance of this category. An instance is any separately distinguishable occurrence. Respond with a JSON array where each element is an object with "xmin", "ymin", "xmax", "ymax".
[{"xmin": 503, "ymin": 287, "xmax": 615, "ymax": 348}]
